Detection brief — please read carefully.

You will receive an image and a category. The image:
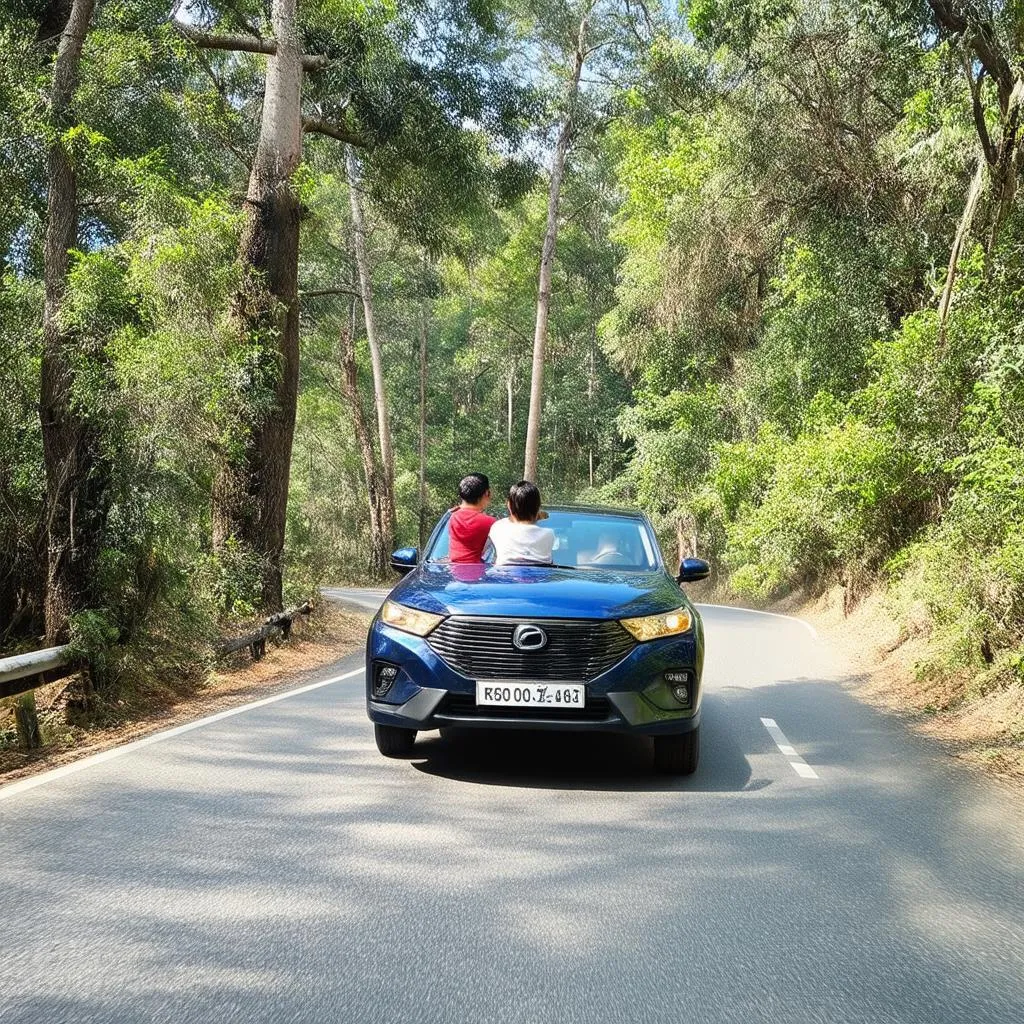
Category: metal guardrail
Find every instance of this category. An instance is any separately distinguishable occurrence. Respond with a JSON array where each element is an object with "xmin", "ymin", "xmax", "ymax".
[
  {"xmin": 216, "ymin": 601, "xmax": 314, "ymax": 661},
  {"xmin": 0, "ymin": 645, "xmax": 77, "ymax": 700},
  {"xmin": 0, "ymin": 600, "xmax": 314, "ymax": 703},
  {"xmin": 0, "ymin": 601, "xmax": 314, "ymax": 750}
]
